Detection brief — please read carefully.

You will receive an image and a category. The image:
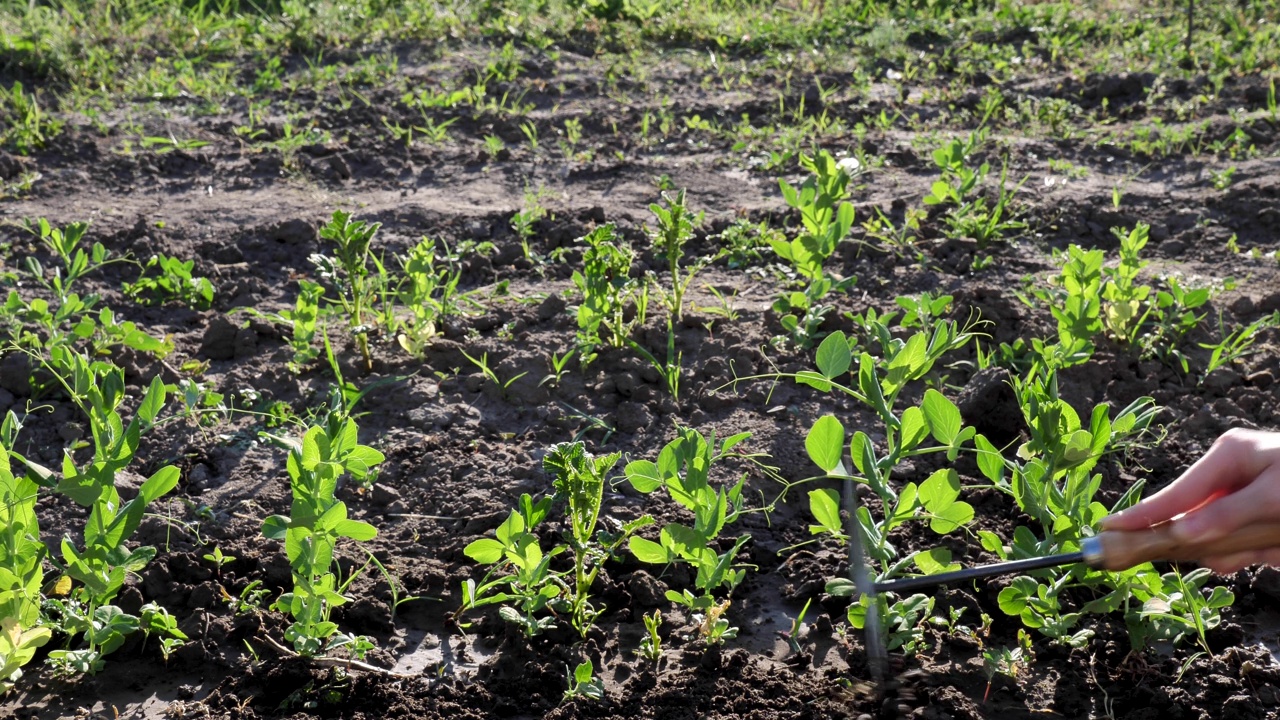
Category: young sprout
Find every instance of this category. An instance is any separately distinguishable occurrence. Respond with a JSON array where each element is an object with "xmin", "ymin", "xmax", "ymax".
[
  {"xmin": 539, "ymin": 348, "xmax": 576, "ymax": 387},
  {"xmin": 780, "ymin": 598, "xmax": 812, "ymax": 656},
  {"xmin": 636, "ymin": 610, "xmax": 663, "ymax": 662},
  {"xmin": 562, "ymin": 659, "xmax": 604, "ymax": 702},
  {"xmin": 316, "ymin": 210, "xmax": 382, "ymax": 370},
  {"xmin": 981, "ymin": 629, "xmax": 1032, "ymax": 702},
  {"xmin": 202, "ymin": 547, "xmax": 235, "ymax": 576}
]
